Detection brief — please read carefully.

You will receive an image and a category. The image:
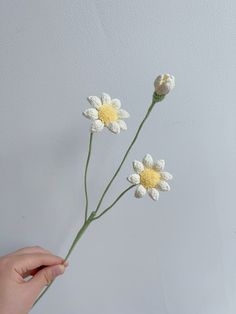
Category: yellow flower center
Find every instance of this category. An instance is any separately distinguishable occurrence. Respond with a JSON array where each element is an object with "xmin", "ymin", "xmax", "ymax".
[
  {"xmin": 140, "ymin": 168, "xmax": 161, "ymax": 189},
  {"xmin": 98, "ymin": 104, "xmax": 118, "ymax": 126}
]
